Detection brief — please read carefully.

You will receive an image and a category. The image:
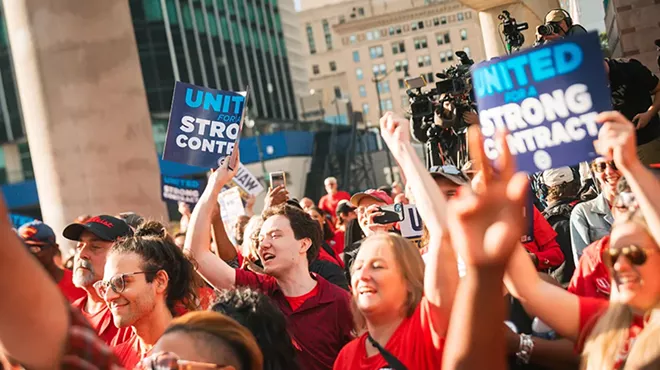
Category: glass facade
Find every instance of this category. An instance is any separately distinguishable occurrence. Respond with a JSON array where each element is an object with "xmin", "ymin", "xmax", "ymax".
[{"xmin": 0, "ymin": 5, "xmax": 24, "ymax": 145}]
